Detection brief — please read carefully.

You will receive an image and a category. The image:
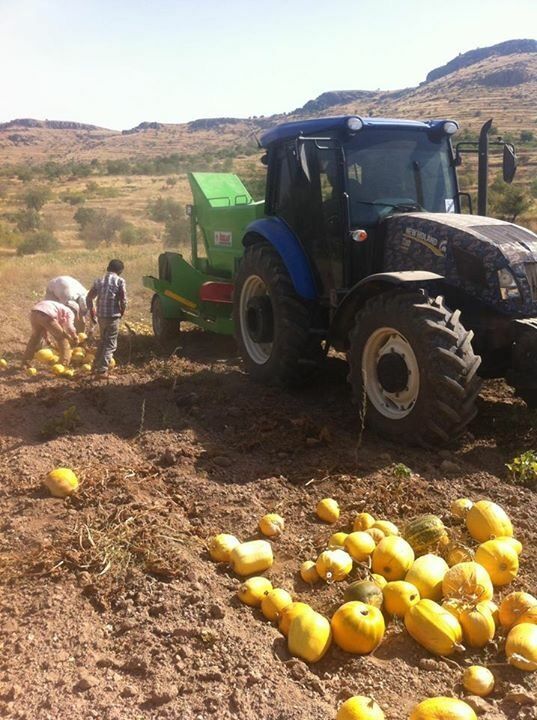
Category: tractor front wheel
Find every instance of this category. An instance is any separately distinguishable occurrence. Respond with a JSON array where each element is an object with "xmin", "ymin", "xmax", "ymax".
[
  {"xmin": 151, "ymin": 295, "xmax": 181, "ymax": 351},
  {"xmin": 347, "ymin": 290, "xmax": 482, "ymax": 446},
  {"xmin": 233, "ymin": 242, "xmax": 317, "ymax": 385}
]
